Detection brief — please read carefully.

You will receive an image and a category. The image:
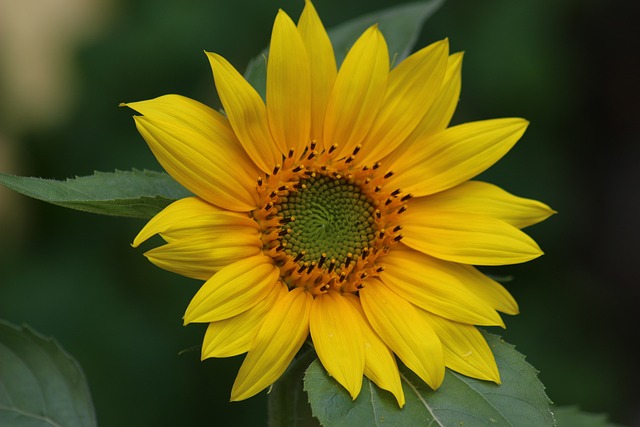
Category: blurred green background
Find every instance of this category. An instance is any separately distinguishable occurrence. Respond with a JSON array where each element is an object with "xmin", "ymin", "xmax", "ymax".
[{"xmin": 1, "ymin": 0, "xmax": 637, "ymax": 425}]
